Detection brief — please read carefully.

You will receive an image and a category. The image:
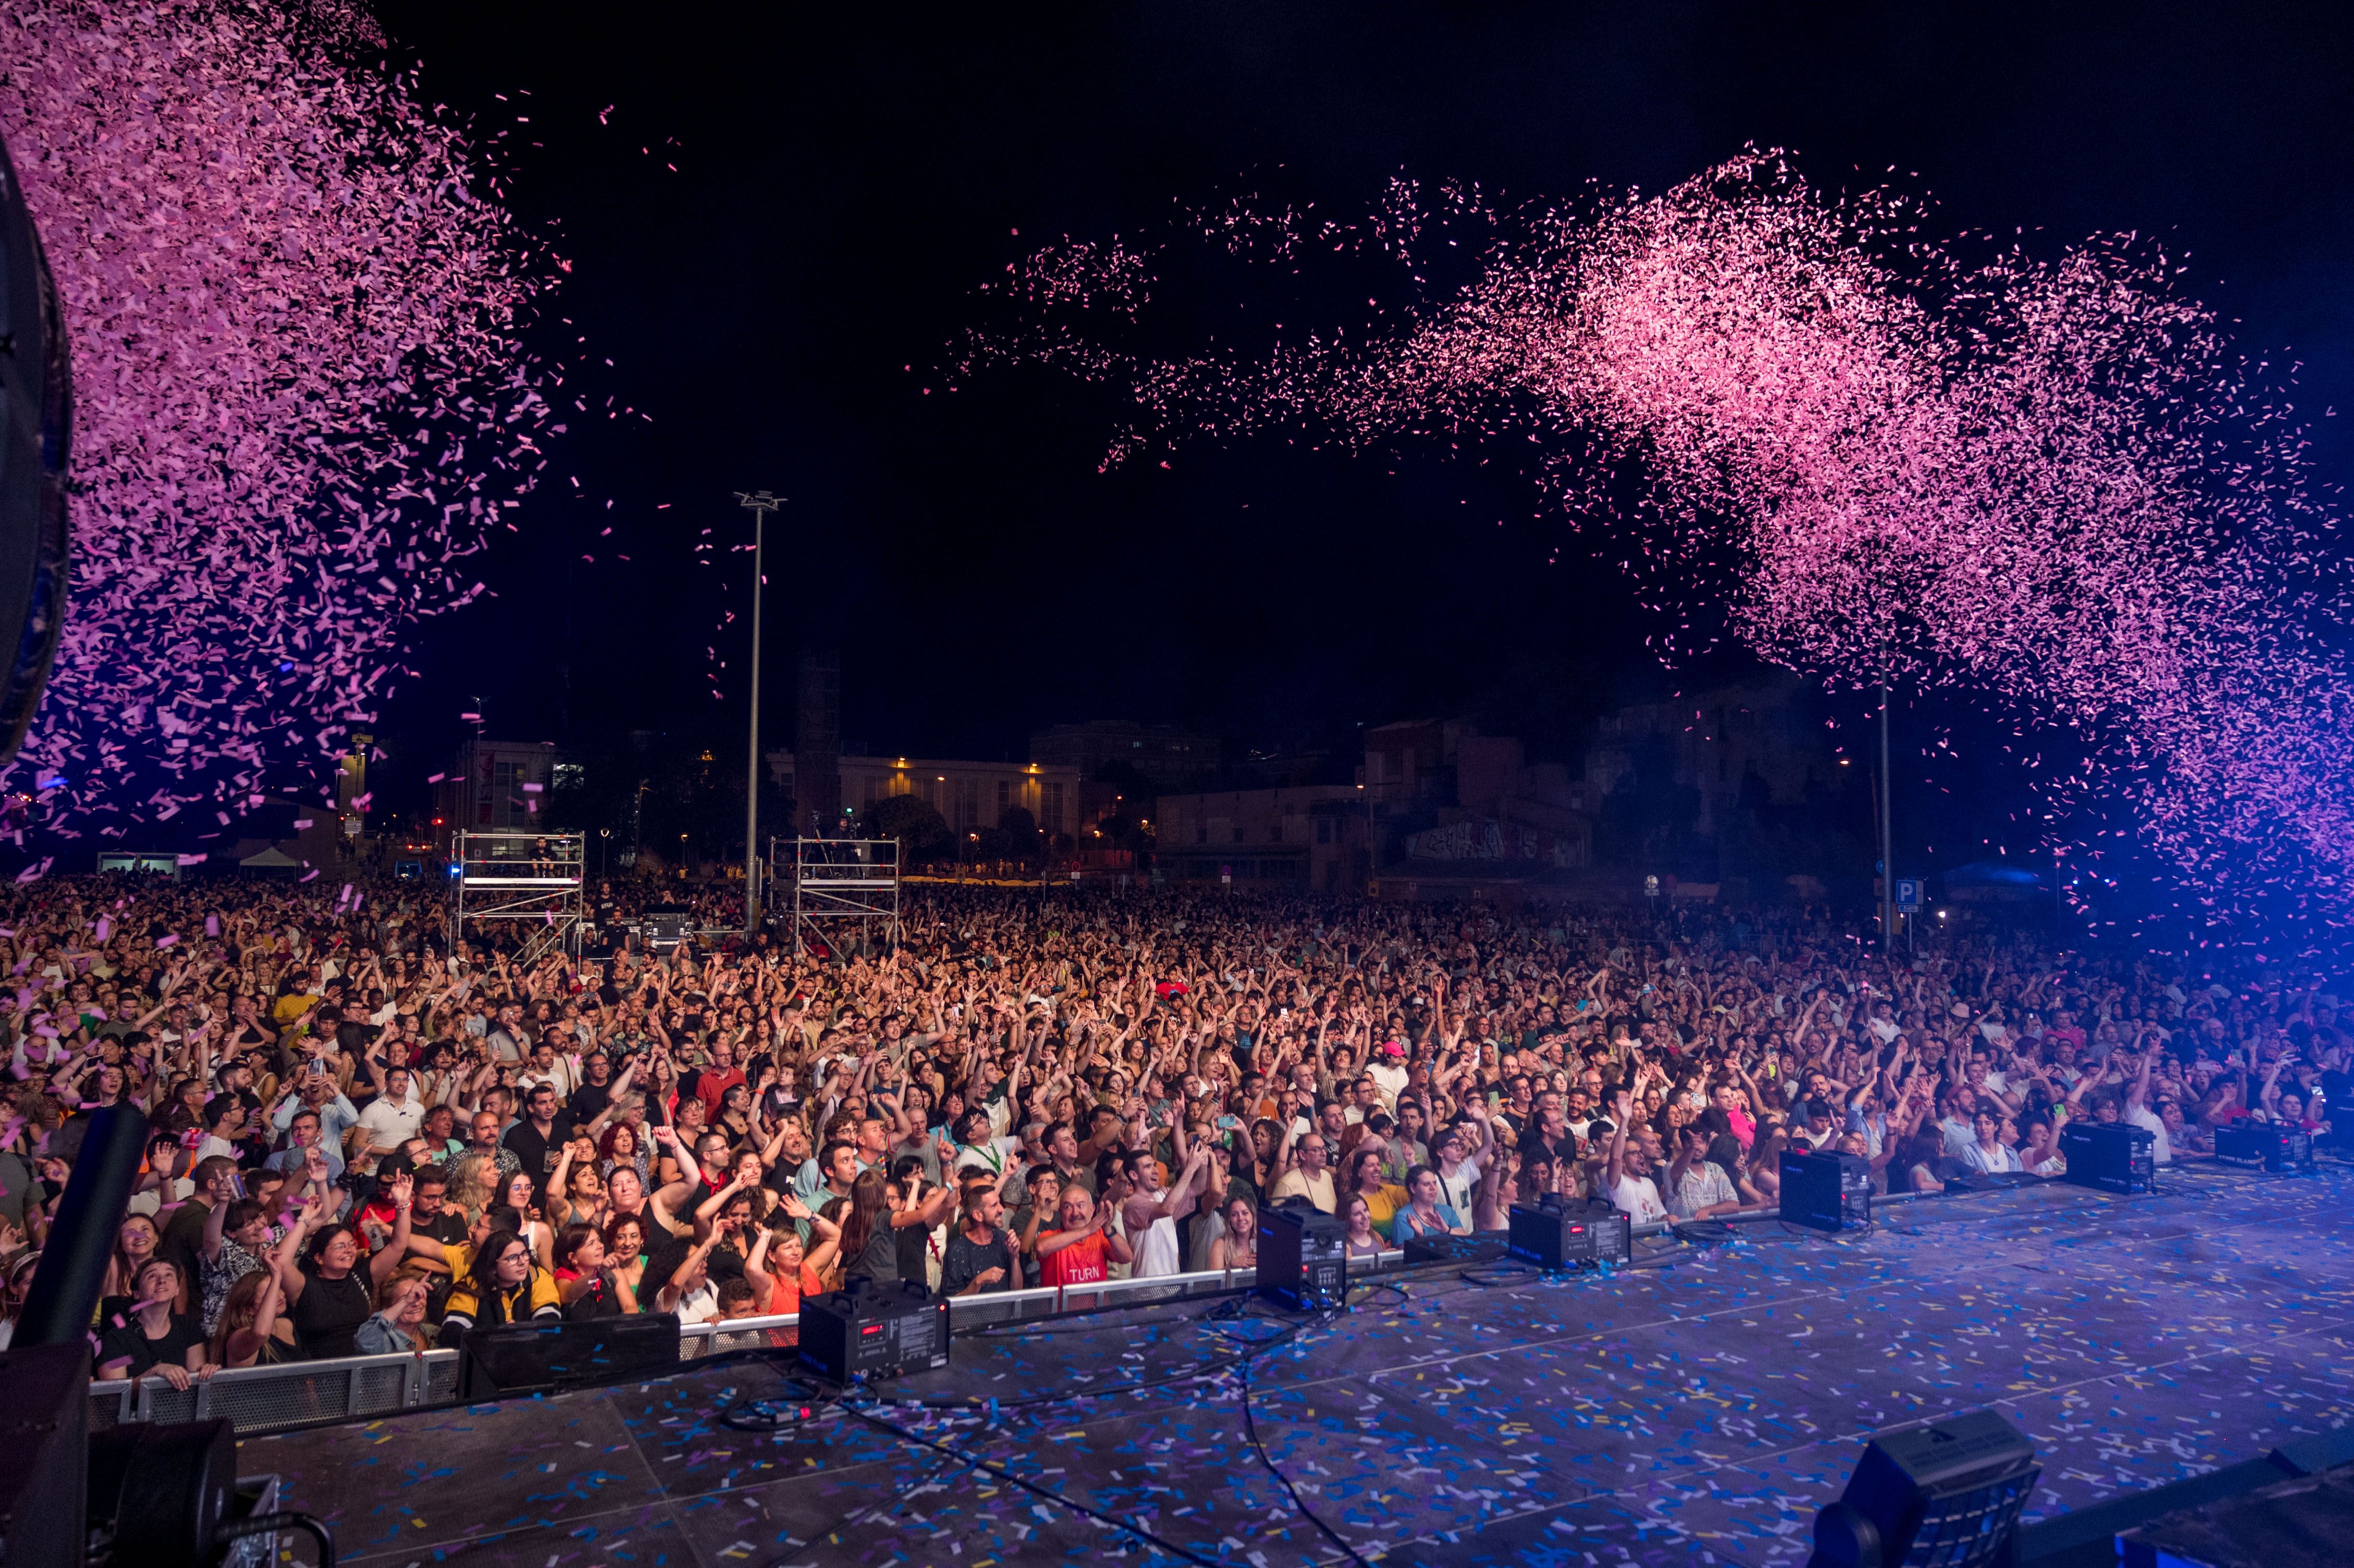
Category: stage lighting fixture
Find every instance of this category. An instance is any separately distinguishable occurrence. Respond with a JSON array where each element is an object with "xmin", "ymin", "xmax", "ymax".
[
  {"xmin": 1507, "ymin": 1198, "xmax": 1632, "ymax": 1269},
  {"xmin": 2059, "ymin": 1121, "xmax": 2155, "ymax": 1195},
  {"xmin": 0, "ymin": 129, "xmax": 73, "ymax": 763},
  {"xmin": 1808, "ymin": 1409, "xmax": 2039, "ymax": 1568},
  {"xmin": 1256, "ymin": 1199, "xmax": 1347, "ymax": 1309},
  {"xmin": 797, "ymin": 1276, "xmax": 950, "ymax": 1384},
  {"xmin": 1781, "ymin": 1148, "xmax": 1873, "ymax": 1232}
]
